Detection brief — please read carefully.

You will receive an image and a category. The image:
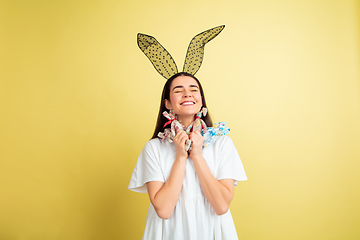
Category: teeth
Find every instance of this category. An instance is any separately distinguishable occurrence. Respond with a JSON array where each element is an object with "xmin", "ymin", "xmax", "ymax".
[{"xmin": 182, "ymin": 102, "xmax": 194, "ymax": 106}]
